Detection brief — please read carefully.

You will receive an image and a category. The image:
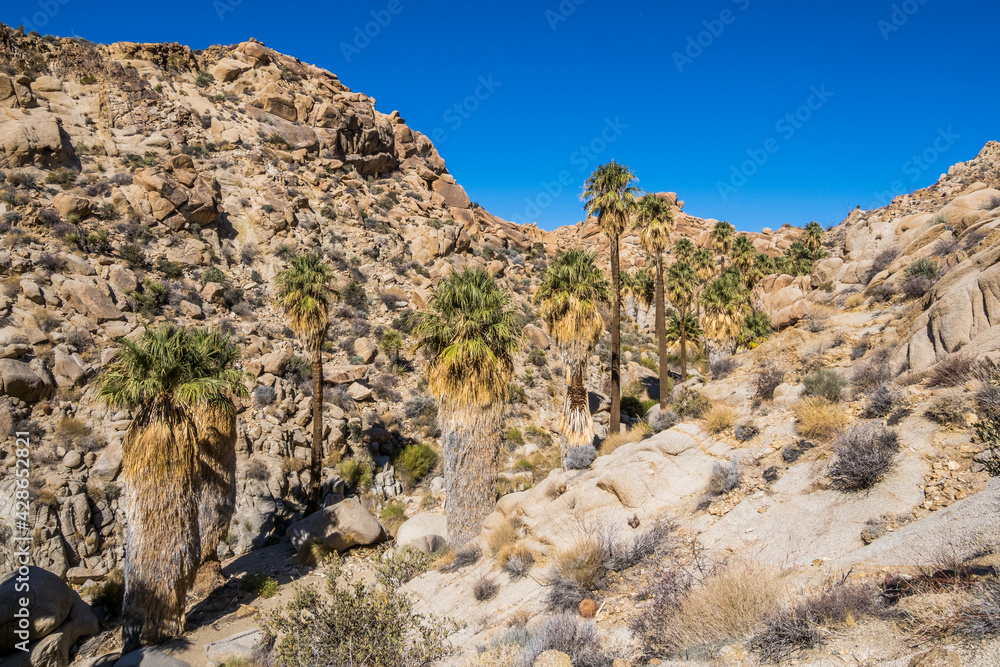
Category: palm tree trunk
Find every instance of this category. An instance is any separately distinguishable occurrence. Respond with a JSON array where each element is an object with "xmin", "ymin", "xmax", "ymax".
[
  {"xmin": 561, "ymin": 363, "xmax": 594, "ymax": 461},
  {"xmin": 610, "ymin": 236, "xmax": 622, "ymax": 435},
  {"xmin": 121, "ymin": 416, "xmax": 200, "ymax": 653},
  {"xmin": 308, "ymin": 352, "xmax": 325, "ymax": 514},
  {"xmin": 440, "ymin": 403, "xmax": 500, "ymax": 547},
  {"xmin": 679, "ymin": 309, "xmax": 688, "ymax": 383},
  {"xmin": 196, "ymin": 406, "xmax": 236, "ymax": 566},
  {"xmin": 655, "ymin": 254, "xmax": 668, "ymax": 410}
]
